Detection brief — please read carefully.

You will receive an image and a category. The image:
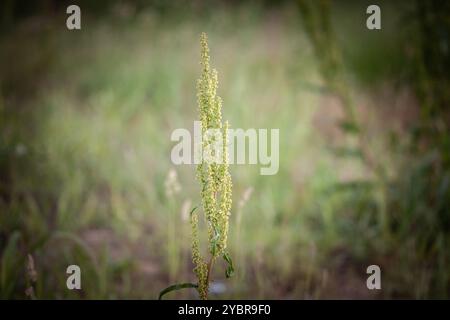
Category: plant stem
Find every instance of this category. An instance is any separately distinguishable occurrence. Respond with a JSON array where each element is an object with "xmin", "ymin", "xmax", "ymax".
[{"xmin": 205, "ymin": 255, "xmax": 216, "ymax": 298}]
